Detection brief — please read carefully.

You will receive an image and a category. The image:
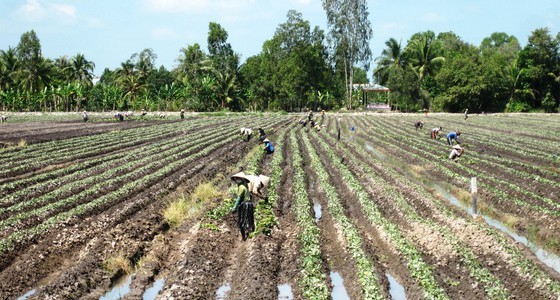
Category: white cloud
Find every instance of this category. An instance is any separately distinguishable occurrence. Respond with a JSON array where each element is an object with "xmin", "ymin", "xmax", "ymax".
[
  {"xmin": 17, "ymin": 0, "xmax": 46, "ymax": 21},
  {"xmin": 51, "ymin": 3, "xmax": 76, "ymax": 18},
  {"xmin": 15, "ymin": 0, "xmax": 77, "ymax": 22}
]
